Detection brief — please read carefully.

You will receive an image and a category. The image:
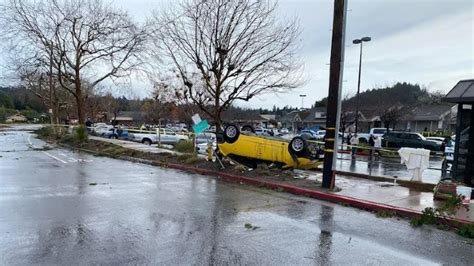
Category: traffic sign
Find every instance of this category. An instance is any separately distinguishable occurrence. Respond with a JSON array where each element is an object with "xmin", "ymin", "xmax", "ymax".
[{"xmin": 193, "ymin": 120, "xmax": 209, "ymax": 134}]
